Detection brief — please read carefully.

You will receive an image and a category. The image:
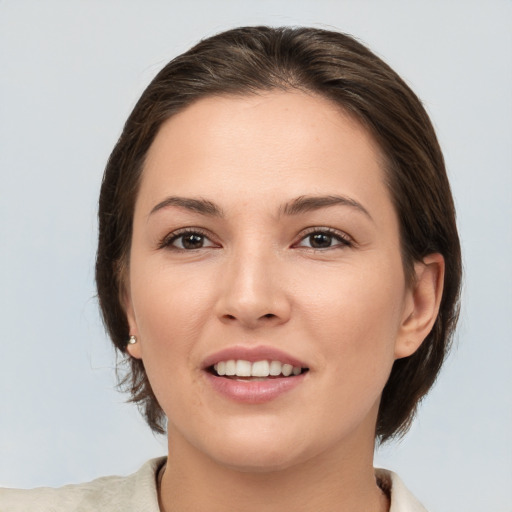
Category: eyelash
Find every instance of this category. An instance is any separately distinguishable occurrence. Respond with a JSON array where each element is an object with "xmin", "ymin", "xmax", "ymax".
[
  {"xmin": 158, "ymin": 228, "xmax": 216, "ymax": 251},
  {"xmin": 158, "ymin": 227, "xmax": 353, "ymax": 251},
  {"xmin": 294, "ymin": 227, "xmax": 353, "ymax": 250}
]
